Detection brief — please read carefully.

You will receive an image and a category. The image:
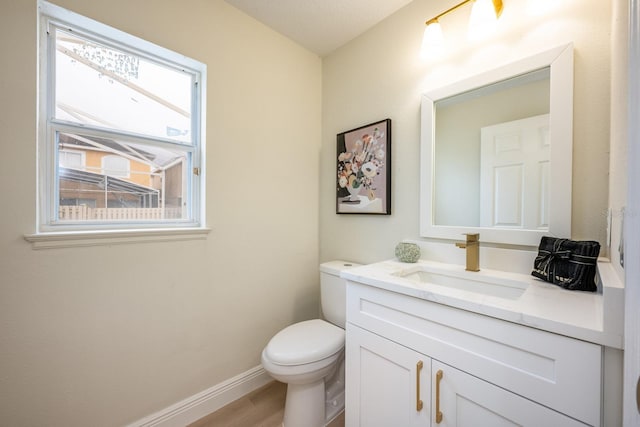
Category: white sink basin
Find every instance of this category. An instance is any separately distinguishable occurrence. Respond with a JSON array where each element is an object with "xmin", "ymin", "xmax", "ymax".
[{"xmin": 394, "ymin": 266, "xmax": 528, "ymax": 300}]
